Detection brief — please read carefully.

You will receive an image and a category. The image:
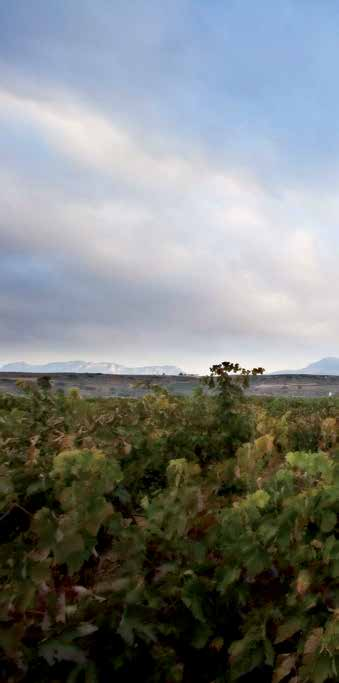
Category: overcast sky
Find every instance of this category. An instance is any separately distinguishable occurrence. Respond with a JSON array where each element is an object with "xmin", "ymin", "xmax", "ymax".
[{"xmin": 1, "ymin": 1, "xmax": 339, "ymax": 373}]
